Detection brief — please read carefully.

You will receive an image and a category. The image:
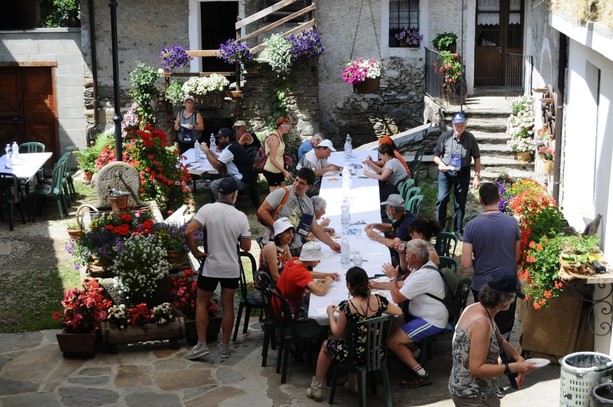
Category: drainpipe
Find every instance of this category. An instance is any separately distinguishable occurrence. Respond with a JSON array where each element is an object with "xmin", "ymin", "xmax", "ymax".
[{"xmin": 88, "ymin": 0, "xmax": 100, "ymax": 146}]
